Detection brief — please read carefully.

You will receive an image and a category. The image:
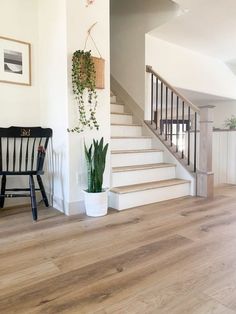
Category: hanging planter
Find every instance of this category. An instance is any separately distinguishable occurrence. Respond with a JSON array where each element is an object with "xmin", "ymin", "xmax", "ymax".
[
  {"xmin": 85, "ymin": 22, "xmax": 105, "ymax": 90},
  {"xmin": 68, "ymin": 50, "xmax": 99, "ymax": 133},
  {"xmin": 92, "ymin": 56, "xmax": 105, "ymax": 89},
  {"xmin": 68, "ymin": 23, "xmax": 105, "ymax": 133}
]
